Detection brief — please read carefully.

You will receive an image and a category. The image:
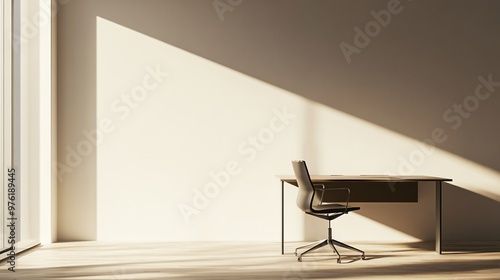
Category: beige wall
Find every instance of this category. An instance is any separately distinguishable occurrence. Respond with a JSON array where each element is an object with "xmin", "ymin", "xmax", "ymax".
[{"xmin": 57, "ymin": 0, "xmax": 500, "ymax": 242}]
